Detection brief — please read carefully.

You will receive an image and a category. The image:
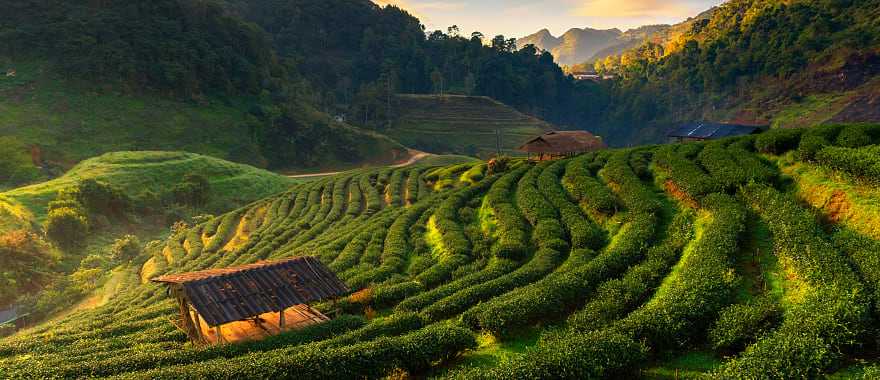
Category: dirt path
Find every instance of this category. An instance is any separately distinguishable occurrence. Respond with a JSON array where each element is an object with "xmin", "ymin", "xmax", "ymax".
[{"xmin": 286, "ymin": 150, "xmax": 432, "ymax": 179}]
